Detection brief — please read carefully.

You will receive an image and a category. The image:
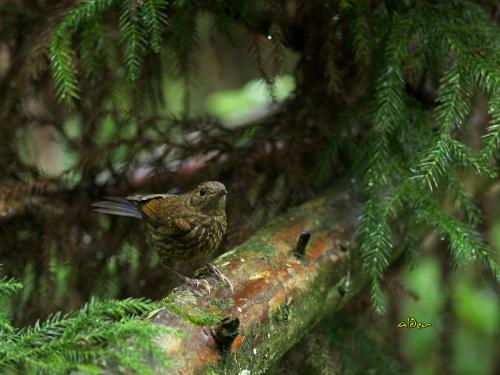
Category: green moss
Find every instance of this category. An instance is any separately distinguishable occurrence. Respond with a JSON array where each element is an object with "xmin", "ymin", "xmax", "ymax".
[
  {"xmin": 162, "ymin": 299, "xmax": 224, "ymax": 326},
  {"xmin": 161, "ymin": 290, "xmax": 226, "ymax": 326},
  {"xmin": 184, "ymin": 310, "xmax": 223, "ymax": 326},
  {"xmin": 210, "ymin": 297, "xmax": 235, "ymax": 310},
  {"xmin": 239, "ymin": 241, "xmax": 276, "ymax": 257}
]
